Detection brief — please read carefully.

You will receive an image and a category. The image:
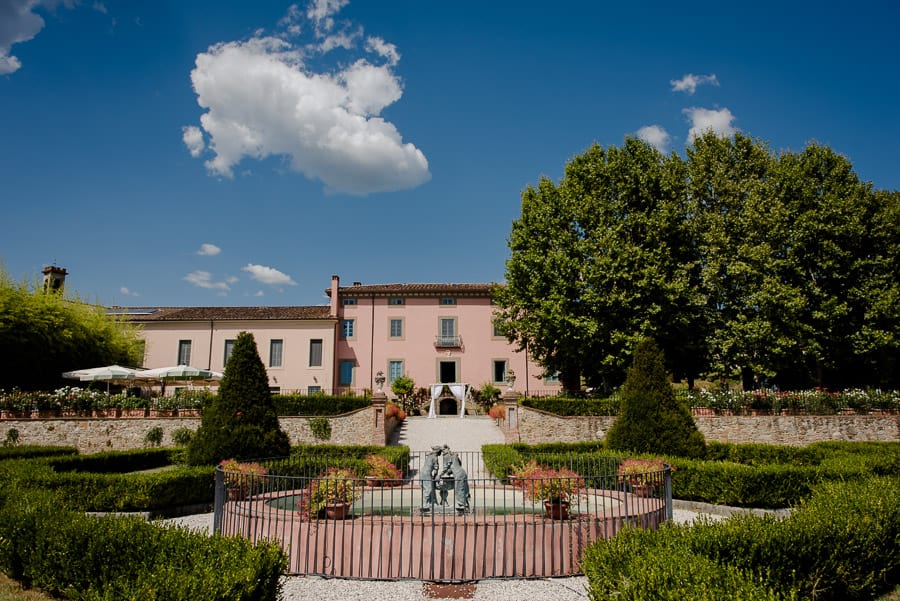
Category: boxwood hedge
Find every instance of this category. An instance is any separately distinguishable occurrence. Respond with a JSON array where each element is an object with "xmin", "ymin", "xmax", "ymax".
[
  {"xmin": 583, "ymin": 476, "xmax": 900, "ymax": 601},
  {"xmin": 0, "ymin": 489, "xmax": 286, "ymax": 601}
]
